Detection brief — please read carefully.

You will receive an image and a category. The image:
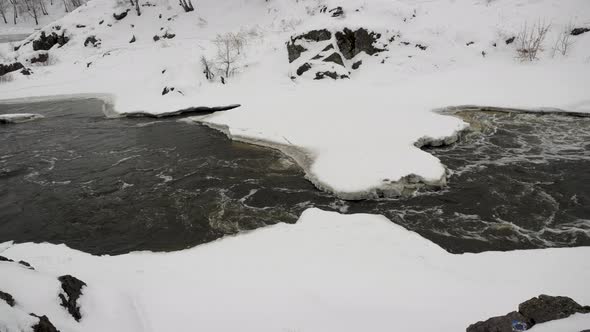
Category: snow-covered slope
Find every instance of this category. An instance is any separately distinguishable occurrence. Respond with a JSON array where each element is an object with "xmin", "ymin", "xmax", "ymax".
[
  {"xmin": 2, "ymin": 208, "xmax": 590, "ymax": 332},
  {"xmin": 1, "ymin": 0, "xmax": 589, "ymax": 197}
]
